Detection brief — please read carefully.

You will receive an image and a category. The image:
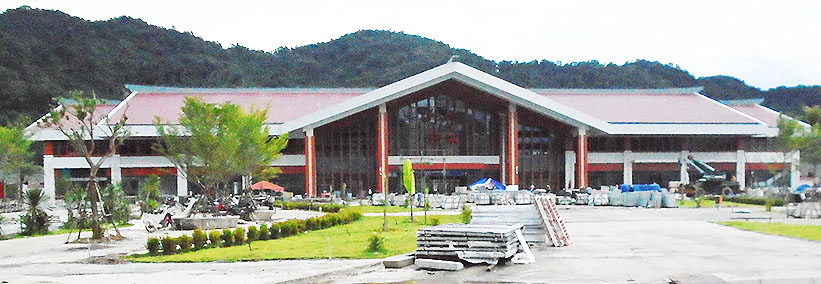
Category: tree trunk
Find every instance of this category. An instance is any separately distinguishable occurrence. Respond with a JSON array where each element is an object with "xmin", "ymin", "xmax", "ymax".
[
  {"xmin": 410, "ymin": 194, "xmax": 414, "ymax": 222},
  {"xmin": 87, "ymin": 169, "xmax": 103, "ymax": 239}
]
